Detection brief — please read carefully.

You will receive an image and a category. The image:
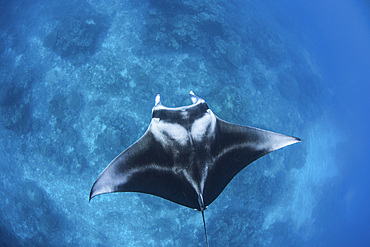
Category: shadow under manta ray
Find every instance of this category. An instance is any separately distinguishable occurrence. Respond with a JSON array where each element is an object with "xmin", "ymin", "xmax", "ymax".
[{"xmin": 89, "ymin": 91, "xmax": 301, "ymax": 247}]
